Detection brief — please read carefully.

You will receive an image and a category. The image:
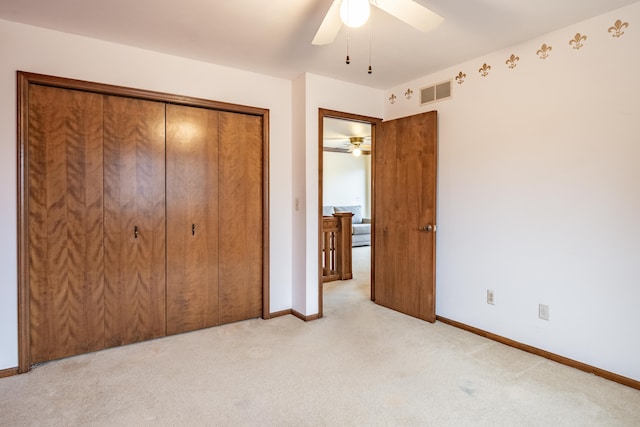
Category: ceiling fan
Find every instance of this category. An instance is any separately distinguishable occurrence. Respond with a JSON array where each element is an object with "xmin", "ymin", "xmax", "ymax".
[
  {"xmin": 325, "ymin": 136, "xmax": 372, "ymax": 156},
  {"xmin": 312, "ymin": 0, "xmax": 444, "ymax": 46},
  {"xmin": 347, "ymin": 136, "xmax": 370, "ymax": 156}
]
